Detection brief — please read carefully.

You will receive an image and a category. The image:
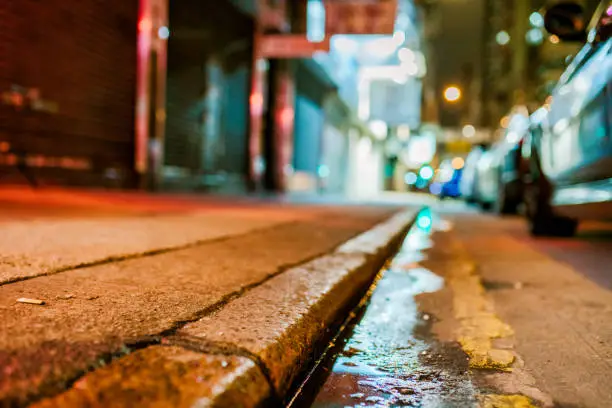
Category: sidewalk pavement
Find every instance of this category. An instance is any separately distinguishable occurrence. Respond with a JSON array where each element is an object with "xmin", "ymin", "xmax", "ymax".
[
  {"xmin": 0, "ymin": 186, "xmax": 419, "ymax": 407},
  {"xmin": 0, "ymin": 186, "xmax": 399, "ymax": 284}
]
